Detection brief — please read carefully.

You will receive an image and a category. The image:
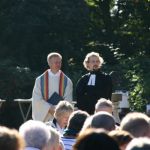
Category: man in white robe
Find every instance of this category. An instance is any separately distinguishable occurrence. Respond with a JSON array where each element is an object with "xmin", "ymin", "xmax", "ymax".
[{"xmin": 32, "ymin": 52, "xmax": 73, "ymax": 122}]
